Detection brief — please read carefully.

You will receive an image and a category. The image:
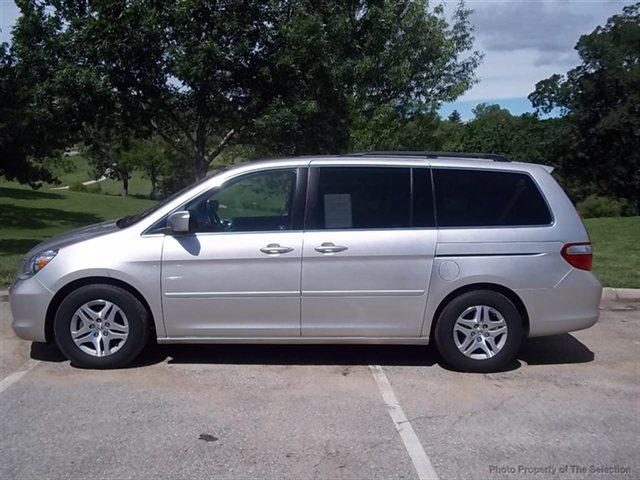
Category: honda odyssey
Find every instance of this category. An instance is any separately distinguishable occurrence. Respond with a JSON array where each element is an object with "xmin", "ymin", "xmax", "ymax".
[{"xmin": 9, "ymin": 152, "xmax": 602, "ymax": 372}]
